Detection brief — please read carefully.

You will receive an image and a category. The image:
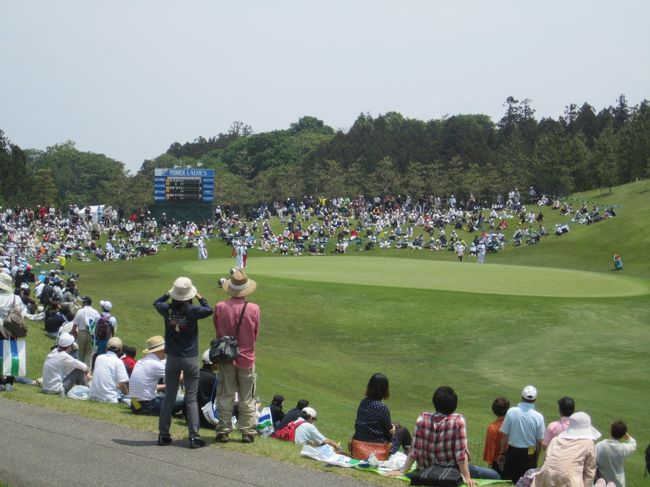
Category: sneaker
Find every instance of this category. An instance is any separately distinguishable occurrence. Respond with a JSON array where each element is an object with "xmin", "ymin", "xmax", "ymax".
[
  {"xmin": 189, "ymin": 436, "xmax": 206, "ymax": 449},
  {"xmin": 241, "ymin": 434, "xmax": 255, "ymax": 444},
  {"xmin": 215, "ymin": 434, "xmax": 229, "ymax": 444},
  {"xmin": 4, "ymin": 384, "xmax": 14, "ymax": 392},
  {"xmin": 157, "ymin": 434, "xmax": 173, "ymax": 446}
]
